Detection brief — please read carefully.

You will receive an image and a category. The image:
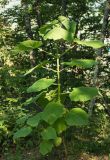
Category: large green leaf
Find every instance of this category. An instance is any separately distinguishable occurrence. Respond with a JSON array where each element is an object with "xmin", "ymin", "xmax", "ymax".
[
  {"xmin": 41, "ymin": 127, "xmax": 57, "ymax": 140},
  {"xmin": 42, "ymin": 101, "xmax": 64, "ymax": 125},
  {"xmin": 39, "ymin": 141, "xmax": 53, "ymax": 155},
  {"xmin": 15, "ymin": 40, "xmax": 42, "ymax": 51},
  {"xmin": 63, "ymin": 59, "xmax": 96, "ymax": 68},
  {"xmin": 39, "ymin": 20, "xmax": 59, "ymax": 36},
  {"xmin": 27, "ymin": 112, "xmax": 42, "ymax": 127},
  {"xmin": 58, "ymin": 16, "xmax": 76, "ymax": 34},
  {"xmin": 65, "ymin": 108, "xmax": 89, "ymax": 126},
  {"xmin": 44, "ymin": 27, "xmax": 73, "ymax": 41},
  {"xmin": 74, "ymin": 39, "xmax": 104, "ymax": 49},
  {"xmin": 40, "ymin": 16, "xmax": 76, "ymax": 41},
  {"xmin": 70, "ymin": 87, "xmax": 99, "ymax": 102},
  {"xmin": 13, "ymin": 126, "xmax": 32, "ymax": 139},
  {"xmin": 27, "ymin": 78, "xmax": 55, "ymax": 93}
]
